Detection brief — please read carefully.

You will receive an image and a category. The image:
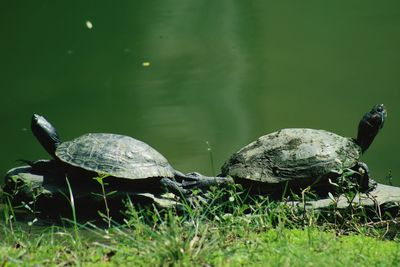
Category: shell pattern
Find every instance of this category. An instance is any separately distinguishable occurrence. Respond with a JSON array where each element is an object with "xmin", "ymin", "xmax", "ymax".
[
  {"xmin": 221, "ymin": 128, "xmax": 361, "ymax": 183},
  {"xmin": 55, "ymin": 133, "xmax": 175, "ymax": 179}
]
